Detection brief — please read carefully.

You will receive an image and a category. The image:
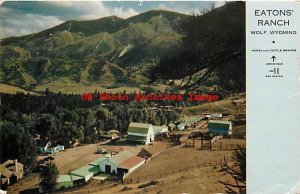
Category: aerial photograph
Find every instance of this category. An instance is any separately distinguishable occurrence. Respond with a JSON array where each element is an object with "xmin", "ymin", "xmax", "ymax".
[{"xmin": 0, "ymin": 1, "xmax": 246, "ymax": 194}]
